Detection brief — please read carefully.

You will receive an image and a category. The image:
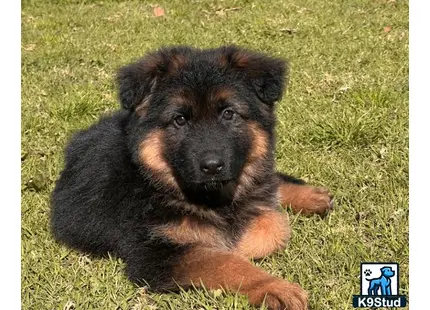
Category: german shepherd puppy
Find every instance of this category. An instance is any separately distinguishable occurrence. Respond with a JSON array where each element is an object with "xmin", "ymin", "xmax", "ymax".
[{"xmin": 51, "ymin": 46, "xmax": 333, "ymax": 310}]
